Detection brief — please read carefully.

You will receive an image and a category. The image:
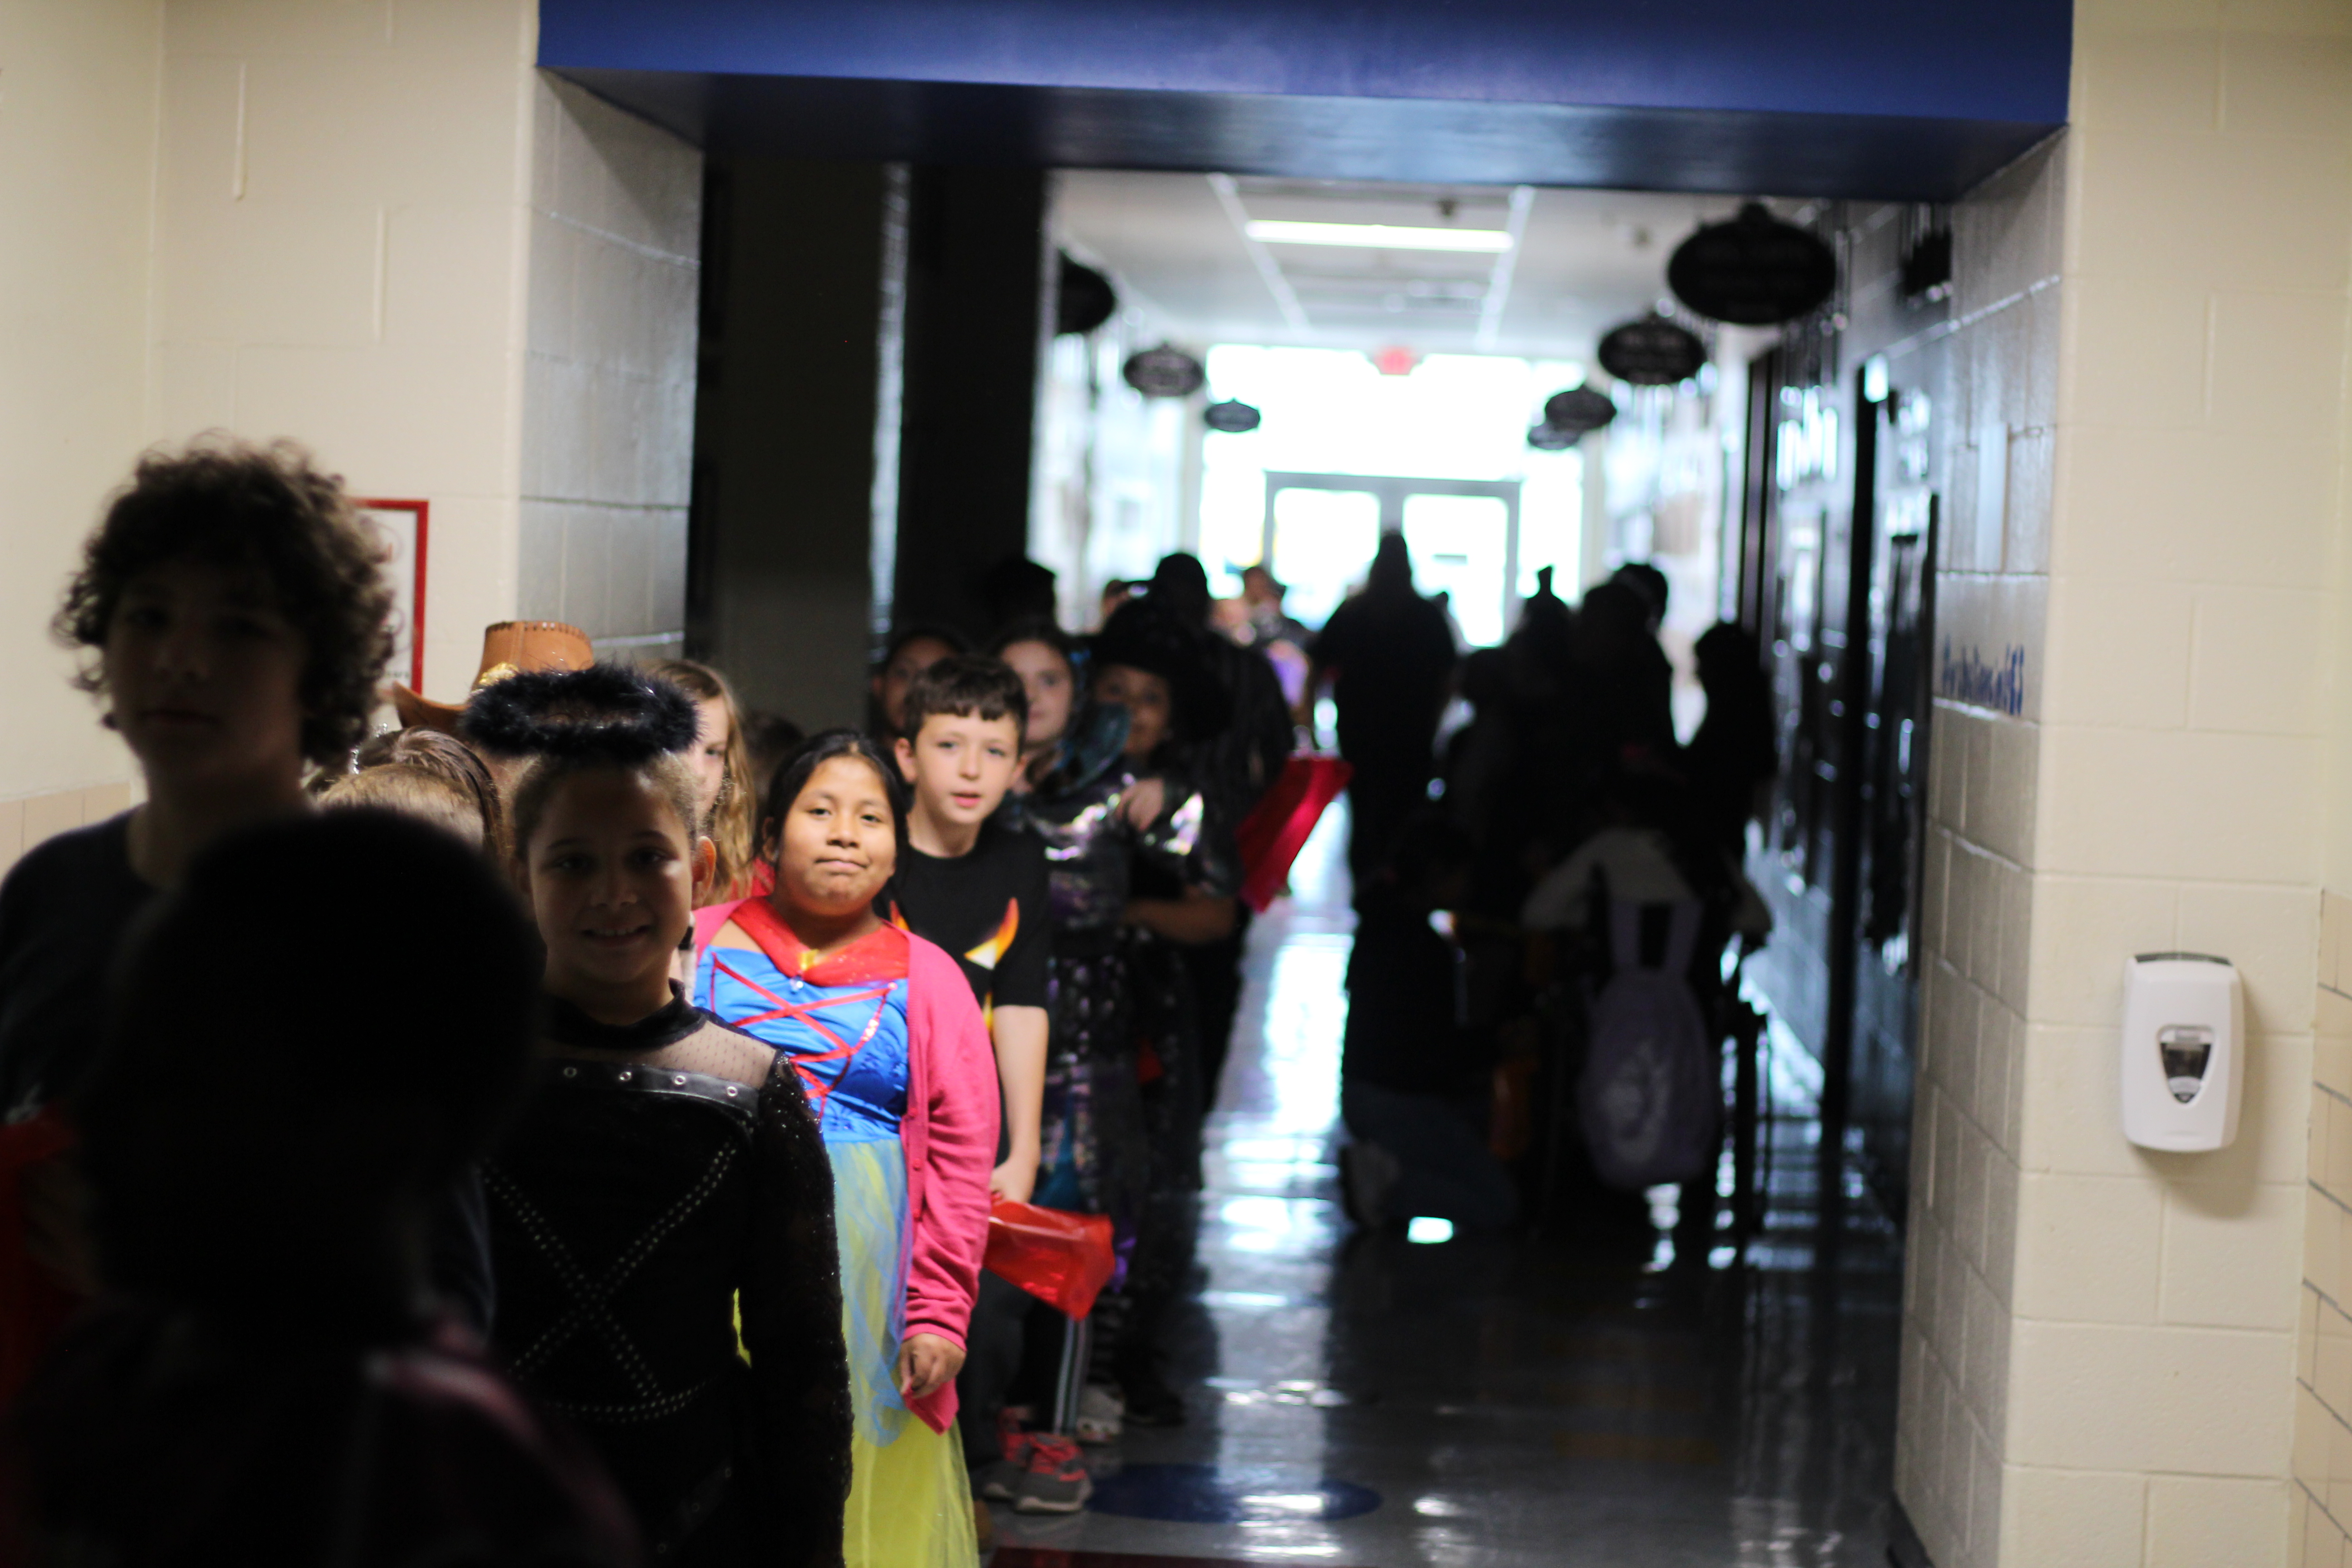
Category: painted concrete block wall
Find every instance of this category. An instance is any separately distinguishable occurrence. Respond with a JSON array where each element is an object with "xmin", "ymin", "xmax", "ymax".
[
  {"xmin": 2302, "ymin": 900, "xmax": 2352, "ymax": 1564},
  {"xmin": 0, "ymin": 1, "xmax": 163, "ymax": 807},
  {"xmin": 7, "ymin": 2, "xmax": 695, "ymax": 853},
  {"xmin": 2017, "ymin": 2, "xmax": 2347, "ymax": 1561},
  {"xmin": 148, "ymin": 0, "xmax": 540, "ymax": 705},
  {"xmin": 2296, "ymin": 12, "xmax": 2352, "ymax": 1551},
  {"xmin": 1895, "ymin": 136, "xmax": 2062, "ymax": 1568},
  {"xmin": 1896, "ymin": 3, "xmax": 2352, "ymax": 1564},
  {"xmin": 516, "ymin": 74, "xmax": 700, "ymax": 660}
]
